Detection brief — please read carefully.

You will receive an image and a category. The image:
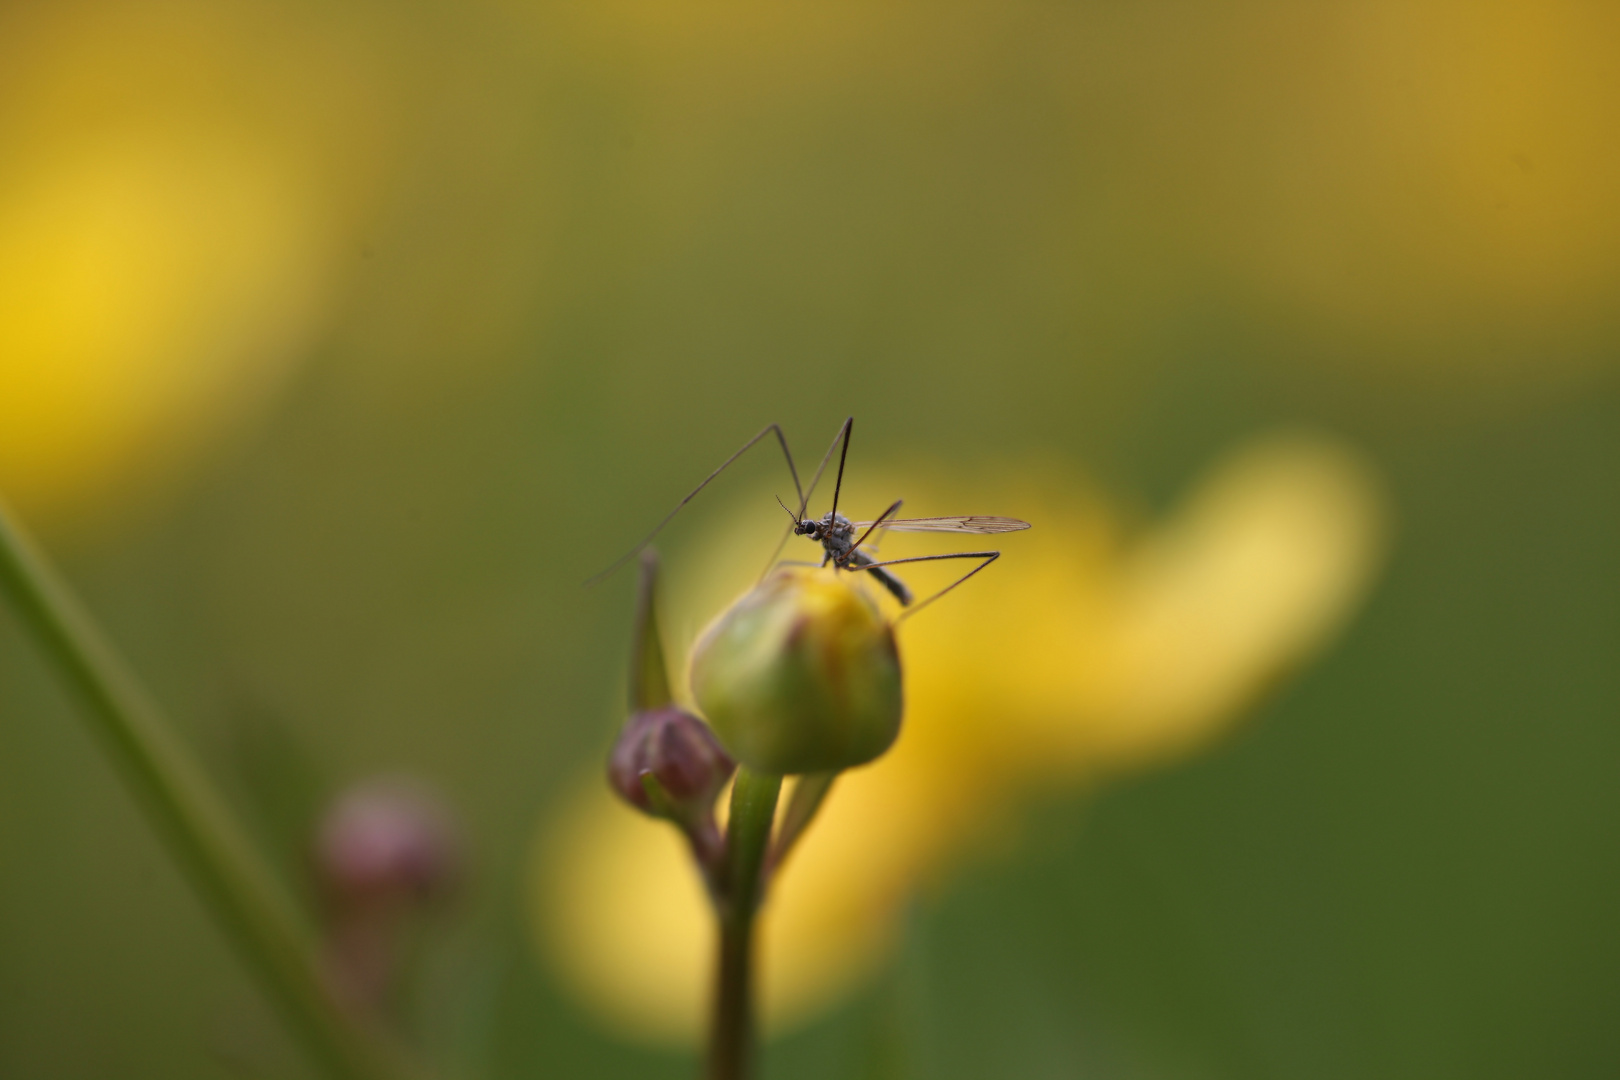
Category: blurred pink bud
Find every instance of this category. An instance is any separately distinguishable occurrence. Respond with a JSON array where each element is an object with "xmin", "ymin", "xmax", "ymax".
[{"xmin": 314, "ymin": 778, "xmax": 461, "ymax": 910}]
